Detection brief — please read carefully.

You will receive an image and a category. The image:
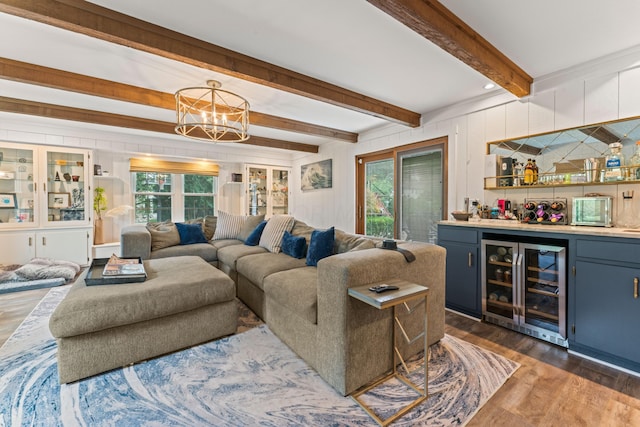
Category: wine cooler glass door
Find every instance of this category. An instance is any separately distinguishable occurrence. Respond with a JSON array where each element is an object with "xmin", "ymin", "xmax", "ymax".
[
  {"xmin": 482, "ymin": 240, "xmax": 518, "ymax": 322},
  {"xmin": 522, "ymin": 244, "xmax": 566, "ymax": 338}
]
